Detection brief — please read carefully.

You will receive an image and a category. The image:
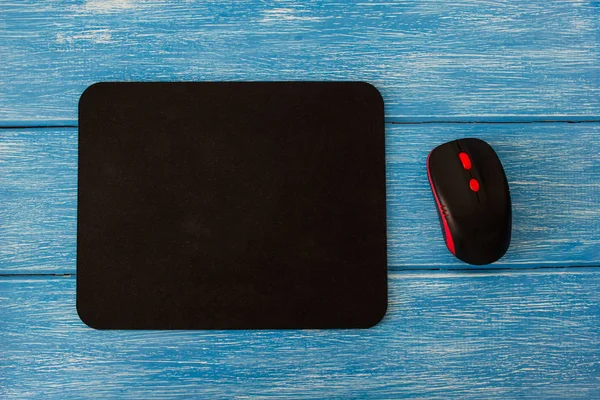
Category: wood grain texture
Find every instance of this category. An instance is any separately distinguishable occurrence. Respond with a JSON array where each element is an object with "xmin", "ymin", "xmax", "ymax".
[
  {"xmin": 1, "ymin": 272, "xmax": 599, "ymax": 399},
  {"xmin": 2, "ymin": 123, "xmax": 599, "ymax": 273},
  {"xmin": 2, "ymin": 0, "xmax": 600, "ymax": 123},
  {"xmin": 1, "ymin": 129, "xmax": 77, "ymax": 273}
]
